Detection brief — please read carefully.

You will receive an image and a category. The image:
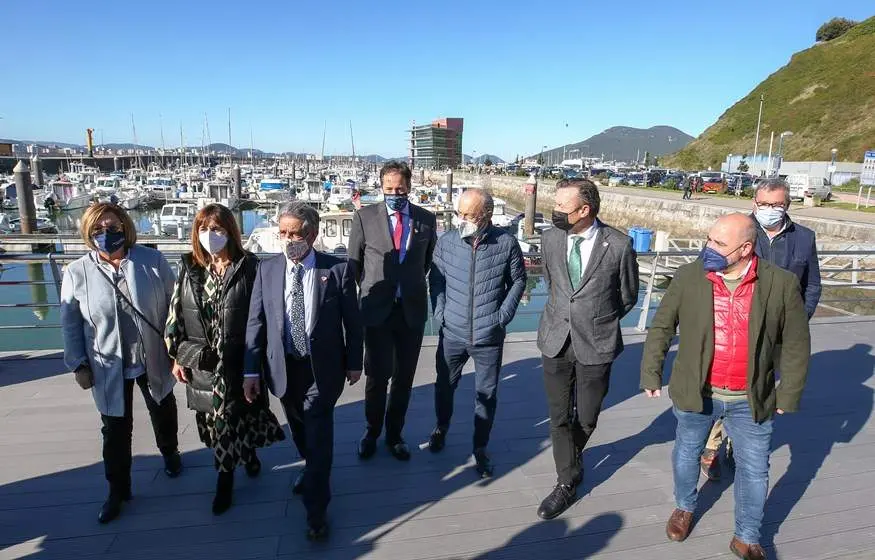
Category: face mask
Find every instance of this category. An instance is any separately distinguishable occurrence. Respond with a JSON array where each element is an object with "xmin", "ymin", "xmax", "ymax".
[
  {"xmin": 93, "ymin": 230, "xmax": 125, "ymax": 254},
  {"xmin": 198, "ymin": 230, "xmax": 228, "ymax": 255},
  {"xmin": 551, "ymin": 209, "xmax": 576, "ymax": 231},
  {"xmin": 283, "ymin": 238, "xmax": 310, "ymax": 261},
  {"xmin": 754, "ymin": 206, "xmax": 786, "ymax": 229},
  {"xmin": 385, "ymin": 194, "xmax": 409, "ymax": 212},
  {"xmin": 458, "ymin": 219, "xmax": 482, "ymax": 239},
  {"xmin": 702, "ymin": 244, "xmax": 744, "ymax": 272}
]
